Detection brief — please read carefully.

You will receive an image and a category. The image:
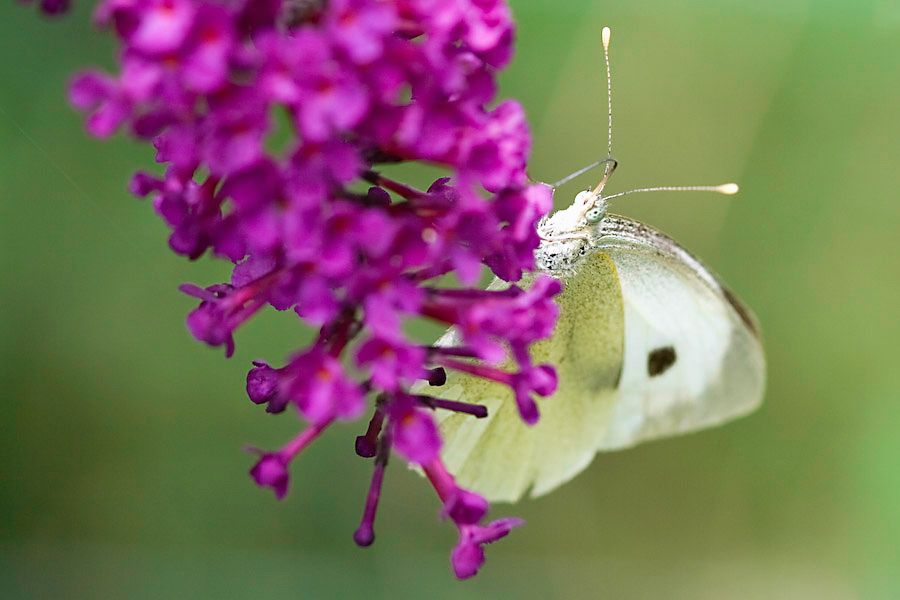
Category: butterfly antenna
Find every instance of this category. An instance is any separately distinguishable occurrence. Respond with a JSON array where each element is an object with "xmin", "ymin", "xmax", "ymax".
[
  {"xmin": 579, "ymin": 29, "xmax": 739, "ymax": 210},
  {"xmin": 602, "ymin": 183, "xmax": 739, "ymax": 202},
  {"xmin": 549, "ymin": 28, "xmax": 617, "ymax": 192},
  {"xmin": 602, "ymin": 26, "xmax": 613, "ymax": 177},
  {"xmin": 582, "ymin": 26, "xmax": 616, "ymax": 209}
]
